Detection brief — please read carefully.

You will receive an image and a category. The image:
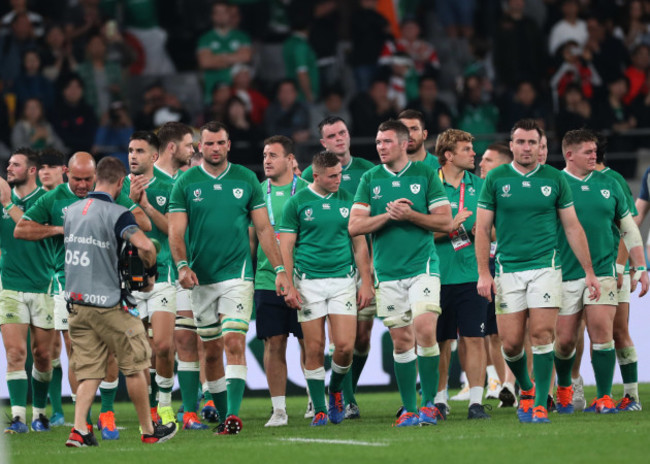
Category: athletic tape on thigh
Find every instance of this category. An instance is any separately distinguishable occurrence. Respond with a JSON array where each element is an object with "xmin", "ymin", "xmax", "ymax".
[
  {"xmin": 175, "ymin": 315, "xmax": 197, "ymax": 332},
  {"xmin": 221, "ymin": 317, "xmax": 249, "ymax": 335},
  {"xmin": 413, "ymin": 301, "xmax": 440, "ymax": 318},
  {"xmin": 382, "ymin": 311, "xmax": 412, "ymax": 328},
  {"xmin": 196, "ymin": 321, "xmax": 222, "ymax": 341}
]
